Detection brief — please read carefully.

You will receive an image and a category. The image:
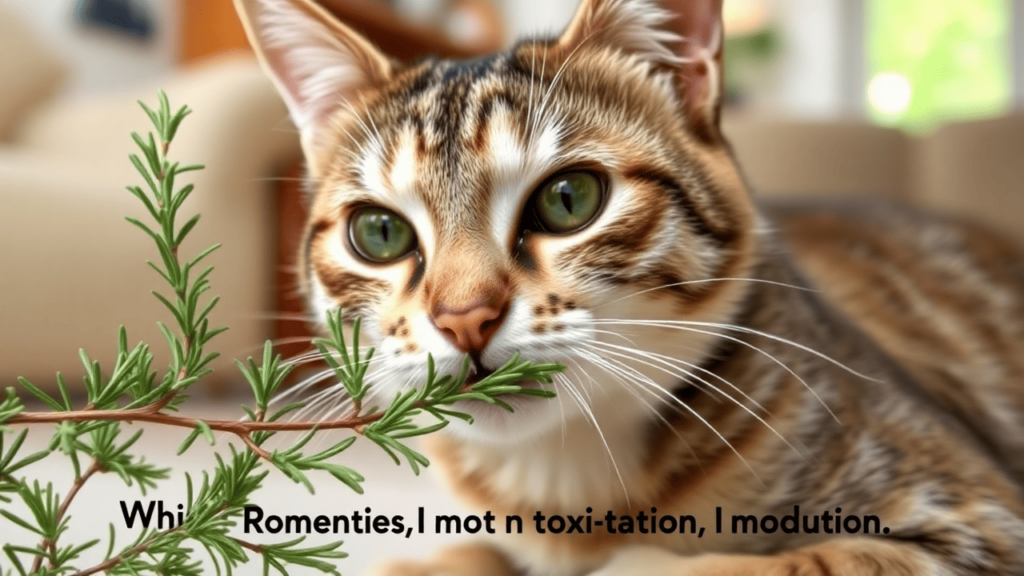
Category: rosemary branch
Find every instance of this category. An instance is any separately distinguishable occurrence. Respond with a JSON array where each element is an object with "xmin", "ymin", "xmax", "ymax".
[
  {"xmin": 7, "ymin": 376, "xmax": 539, "ymax": 433},
  {"xmin": 27, "ymin": 459, "xmax": 102, "ymax": 573},
  {"xmin": 0, "ymin": 92, "xmax": 563, "ymax": 576}
]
